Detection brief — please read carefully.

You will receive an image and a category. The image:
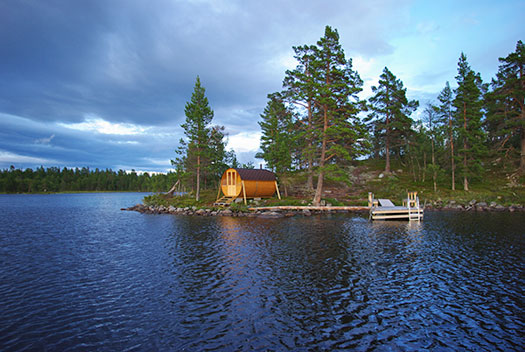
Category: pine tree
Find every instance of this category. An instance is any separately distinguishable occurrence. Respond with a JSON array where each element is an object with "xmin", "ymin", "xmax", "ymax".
[
  {"xmin": 436, "ymin": 81, "xmax": 456, "ymax": 190},
  {"xmin": 366, "ymin": 67, "xmax": 419, "ymax": 173},
  {"xmin": 486, "ymin": 40, "xmax": 525, "ymax": 173},
  {"xmin": 309, "ymin": 26, "xmax": 366, "ymax": 205},
  {"xmin": 453, "ymin": 53, "xmax": 487, "ymax": 191},
  {"xmin": 173, "ymin": 76, "xmax": 215, "ymax": 201}
]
